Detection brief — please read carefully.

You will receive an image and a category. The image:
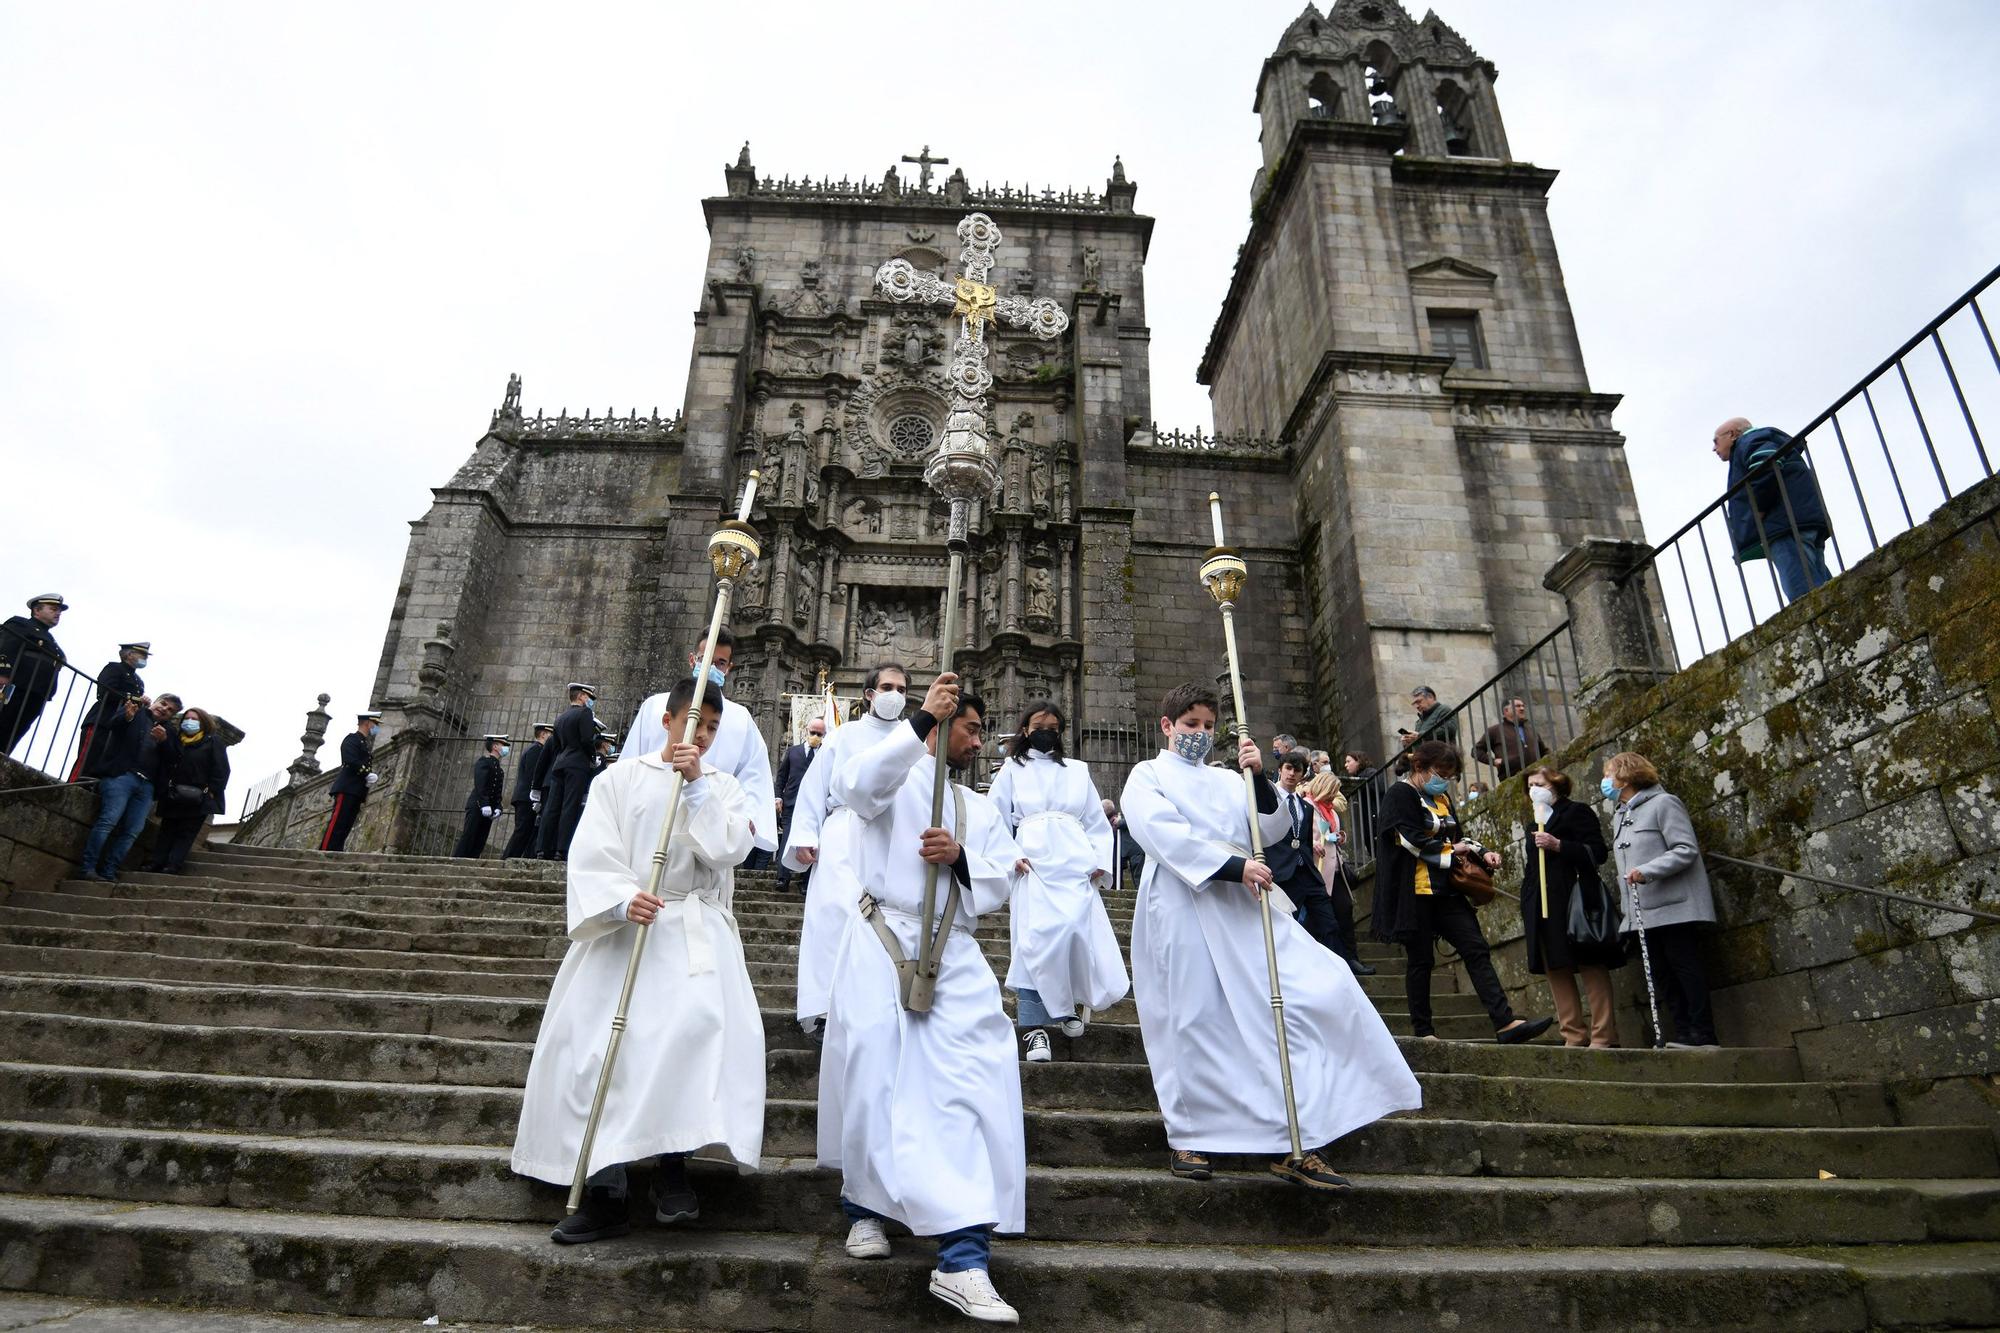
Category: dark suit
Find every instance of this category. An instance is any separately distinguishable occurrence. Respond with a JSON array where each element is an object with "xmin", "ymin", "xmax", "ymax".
[
  {"xmin": 1271, "ymin": 785, "xmax": 1356, "ymax": 963},
  {"xmin": 321, "ymin": 732, "xmax": 373, "ymax": 852},
  {"xmin": 69, "ymin": 658, "xmax": 143, "ymax": 782},
  {"xmin": 0, "ymin": 614, "xmax": 67, "ymax": 755},
  {"xmin": 535, "ymin": 704, "xmax": 598, "ymax": 860},
  {"xmin": 772, "ymin": 740, "xmax": 817, "ymax": 889},
  {"xmin": 501, "ymin": 740, "xmax": 545, "ymax": 860},
  {"xmin": 452, "ymin": 753, "xmax": 505, "ymax": 858}
]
